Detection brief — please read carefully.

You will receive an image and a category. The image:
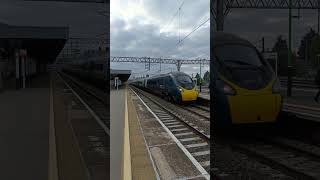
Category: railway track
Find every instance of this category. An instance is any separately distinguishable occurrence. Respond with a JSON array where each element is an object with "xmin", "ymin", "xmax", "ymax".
[
  {"xmin": 56, "ymin": 72, "xmax": 109, "ymax": 180},
  {"xmin": 59, "ymin": 72, "xmax": 109, "ymax": 128},
  {"xmin": 192, "ymin": 104, "xmax": 210, "ymax": 112},
  {"xmin": 216, "ymin": 130, "xmax": 320, "ymax": 180},
  {"xmin": 180, "ymin": 105, "xmax": 210, "ymax": 120},
  {"xmin": 130, "ymin": 86, "xmax": 211, "ymax": 176}
]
